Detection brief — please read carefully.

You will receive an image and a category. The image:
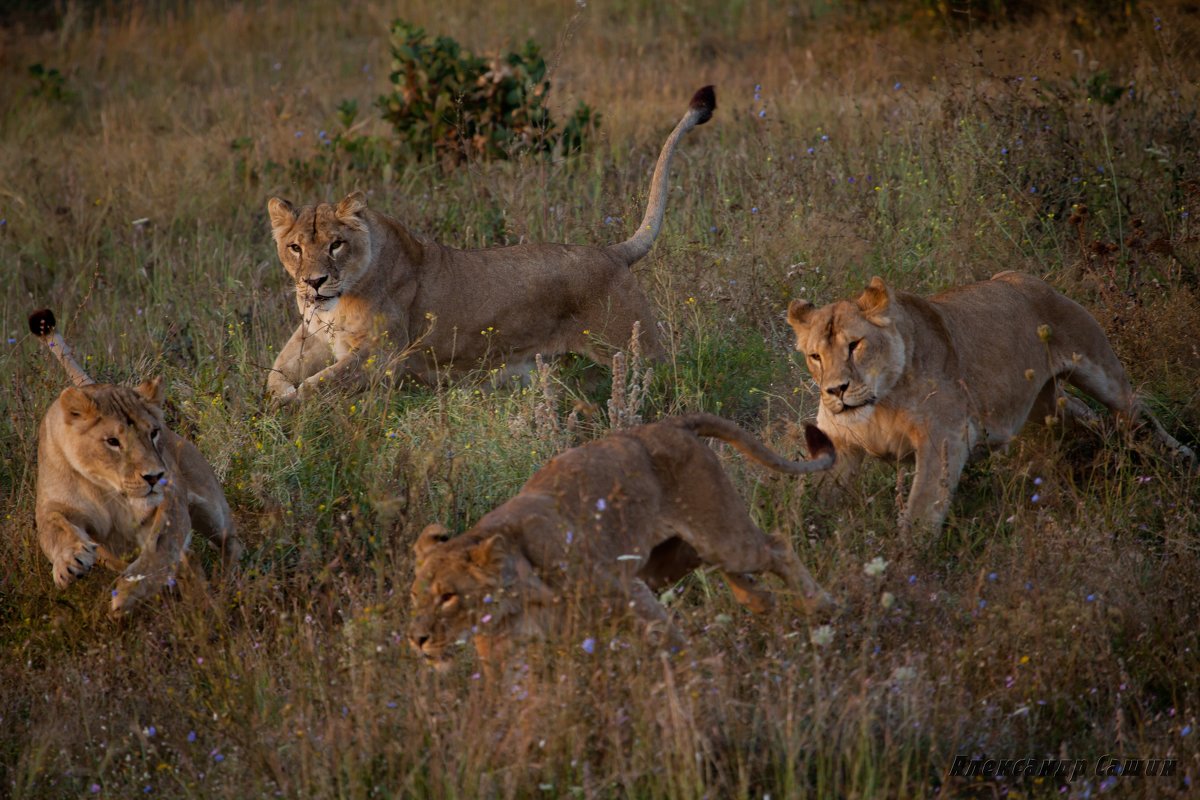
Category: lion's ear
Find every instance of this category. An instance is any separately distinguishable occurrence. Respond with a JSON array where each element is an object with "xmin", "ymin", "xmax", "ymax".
[
  {"xmin": 856, "ymin": 276, "xmax": 892, "ymax": 323},
  {"xmin": 60, "ymin": 387, "xmax": 98, "ymax": 420},
  {"xmin": 336, "ymin": 191, "xmax": 367, "ymax": 220},
  {"xmin": 267, "ymin": 197, "xmax": 296, "ymax": 237},
  {"xmin": 469, "ymin": 534, "xmax": 510, "ymax": 569},
  {"xmin": 415, "ymin": 524, "xmax": 452, "ymax": 561},
  {"xmin": 473, "ymin": 534, "xmax": 555, "ymax": 605},
  {"xmin": 787, "ymin": 298, "xmax": 815, "ymax": 331},
  {"xmin": 135, "ymin": 376, "xmax": 165, "ymax": 406}
]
